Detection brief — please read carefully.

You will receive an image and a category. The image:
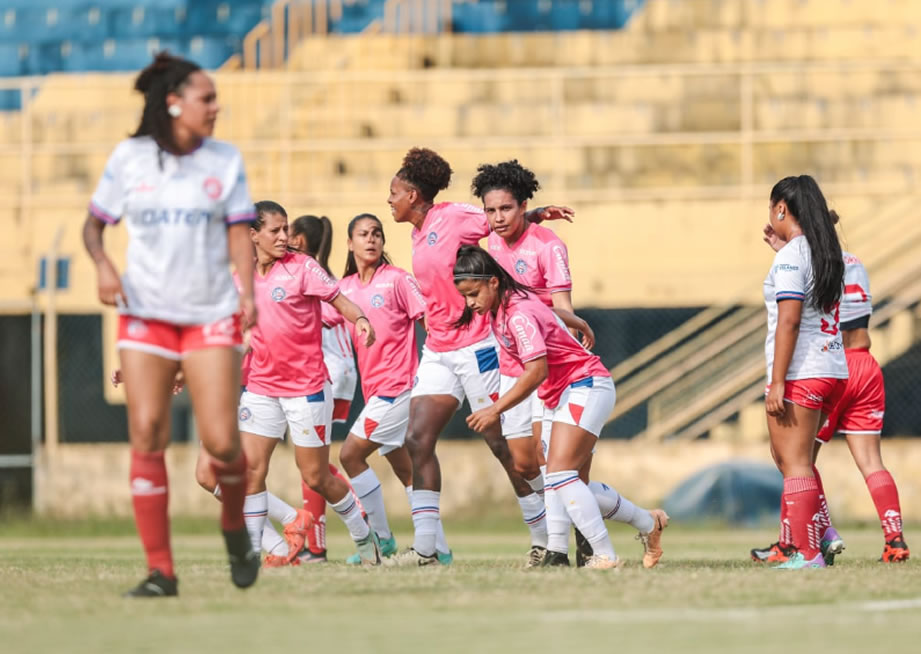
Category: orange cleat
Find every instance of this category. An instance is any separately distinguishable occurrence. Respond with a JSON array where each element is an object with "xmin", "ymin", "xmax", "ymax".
[
  {"xmin": 640, "ymin": 509, "xmax": 669, "ymax": 569},
  {"xmin": 881, "ymin": 537, "xmax": 910, "ymax": 563},
  {"xmin": 282, "ymin": 509, "xmax": 315, "ymax": 563},
  {"xmin": 264, "ymin": 554, "xmax": 300, "ymax": 568}
]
